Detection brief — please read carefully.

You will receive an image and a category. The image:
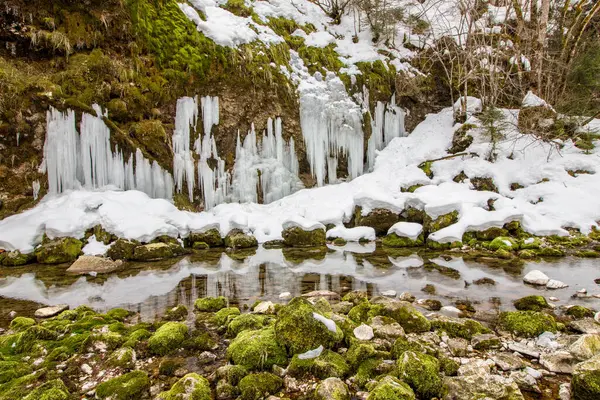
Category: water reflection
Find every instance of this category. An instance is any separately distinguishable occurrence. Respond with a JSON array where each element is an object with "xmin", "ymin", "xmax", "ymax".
[{"xmin": 0, "ymin": 245, "xmax": 598, "ymax": 323}]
